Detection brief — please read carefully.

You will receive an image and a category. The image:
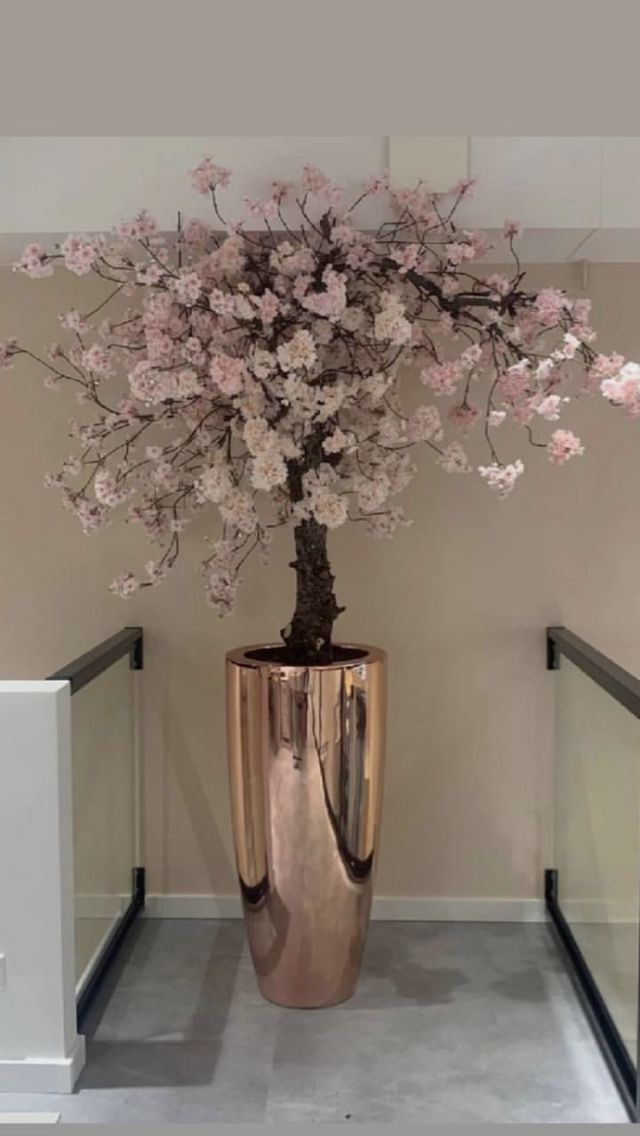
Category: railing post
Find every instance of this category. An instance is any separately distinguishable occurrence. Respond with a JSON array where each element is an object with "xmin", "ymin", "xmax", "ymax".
[
  {"xmin": 546, "ymin": 627, "xmax": 561, "ymax": 670},
  {"xmin": 127, "ymin": 626, "xmax": 144, "ymax": 671},
  {"xmin": 0, "ymin": 681, "xmax": 85, "ymax": 1092},
  {"xmin": 544, "ymin": 867, "xmax": 558, "ymax": 904}
]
